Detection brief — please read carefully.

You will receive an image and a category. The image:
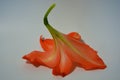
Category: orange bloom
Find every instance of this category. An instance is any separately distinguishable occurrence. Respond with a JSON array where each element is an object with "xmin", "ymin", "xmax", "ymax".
[{"xmin": 23, "ymin": 4, "xmax": 106, "ymax": 77}]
